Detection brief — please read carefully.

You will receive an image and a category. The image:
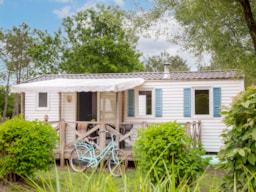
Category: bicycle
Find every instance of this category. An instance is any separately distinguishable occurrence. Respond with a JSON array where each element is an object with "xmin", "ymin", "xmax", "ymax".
[{"xmin": 70, "ymin": 130, "xmax": 128, "ymax": 177}]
